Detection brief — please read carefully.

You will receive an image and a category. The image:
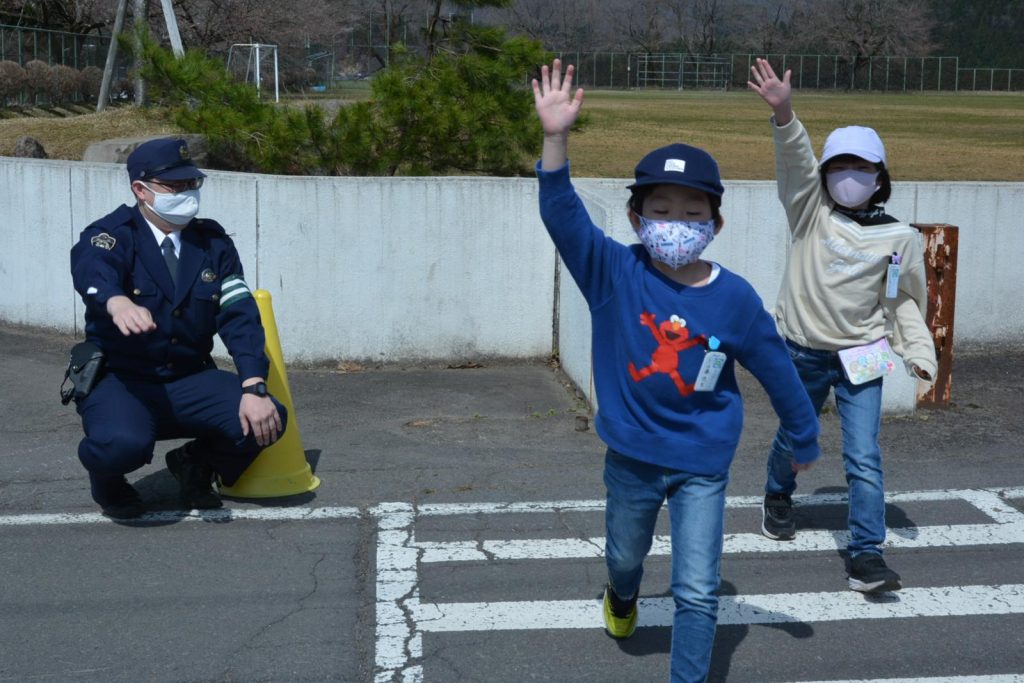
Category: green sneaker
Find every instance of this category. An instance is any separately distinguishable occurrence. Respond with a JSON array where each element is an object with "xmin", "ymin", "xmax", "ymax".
[{"xmin": 602, "ymin": 585, "xmax": 638, "ymax": 639}]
